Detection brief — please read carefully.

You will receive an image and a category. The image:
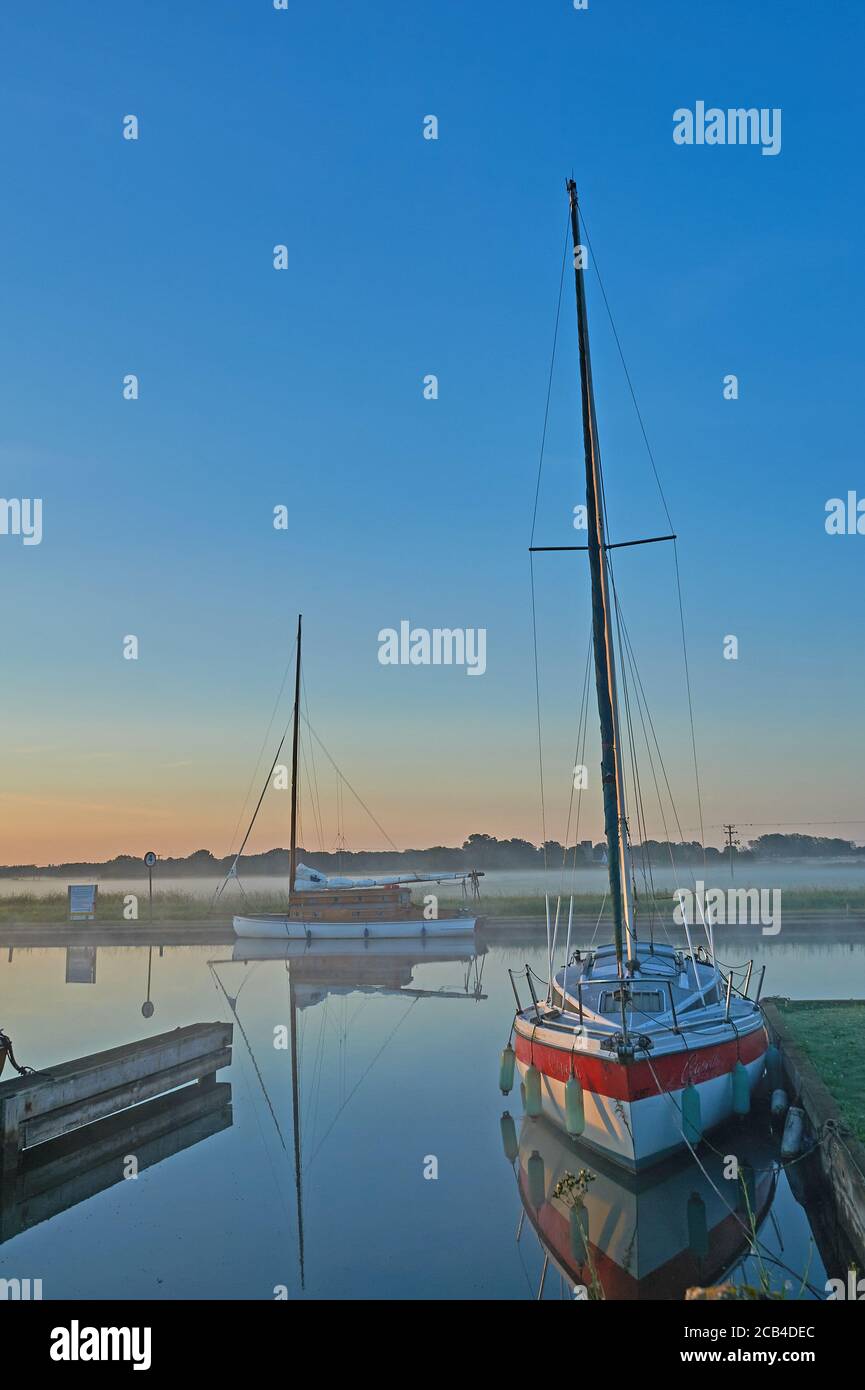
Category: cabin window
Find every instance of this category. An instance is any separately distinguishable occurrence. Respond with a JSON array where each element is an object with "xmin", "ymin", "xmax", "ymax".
[{"xmin": 600, "ymin": 989, "xmax": 664, "ymax": 1015}]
